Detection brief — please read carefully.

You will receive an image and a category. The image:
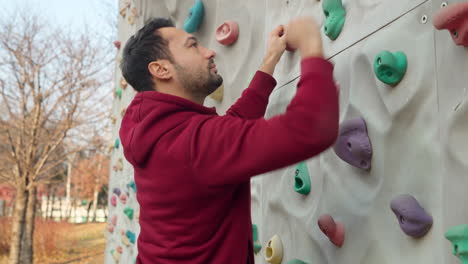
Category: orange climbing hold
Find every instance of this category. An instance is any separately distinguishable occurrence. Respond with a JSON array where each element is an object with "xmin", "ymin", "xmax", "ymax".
[
  {"xmin": 433, "ymin": 2, "xmax": 468, "ymax": 46},
  {"xmin": 318, "ymin": 214, "xmax": 345, "ymax": 247}
]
